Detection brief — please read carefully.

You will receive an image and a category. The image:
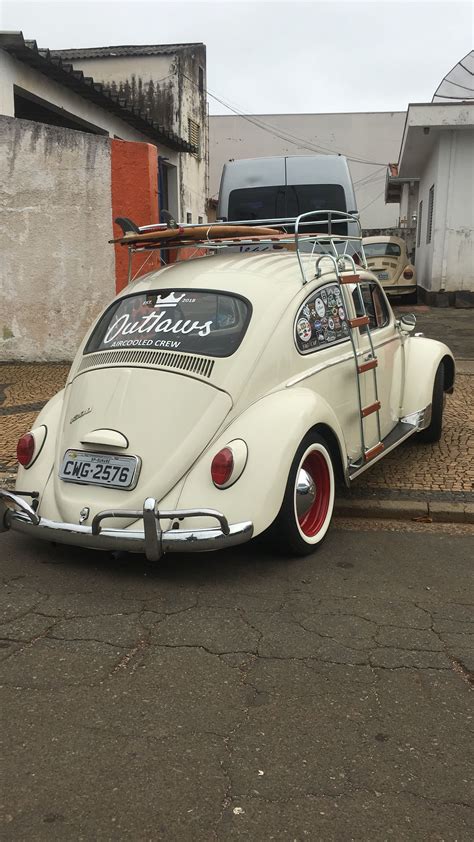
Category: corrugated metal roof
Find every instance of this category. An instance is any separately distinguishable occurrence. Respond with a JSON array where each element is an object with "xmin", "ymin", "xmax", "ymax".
[
  {"xmin": 0, "ymin": 31, "xmax": 198, "ymax": 153},
  {"xmin": 52, "ymin": 43, "xmax": 204, "ymax": 59}
]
